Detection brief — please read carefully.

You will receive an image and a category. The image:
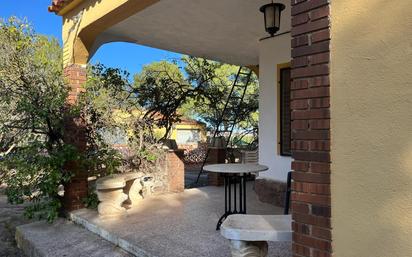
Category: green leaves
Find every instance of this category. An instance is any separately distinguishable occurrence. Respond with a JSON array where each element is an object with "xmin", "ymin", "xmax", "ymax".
[
  {"xmin": 0, "ymin": 17, "xmax": 72, "ymax": 222},
  {"xmin": 79, "ymin": 64, "xmax": 166, "ymax": 177},
  {"xmin": 0, "ymin": 17, "xmax": 67, "ymax": 154},
  {"xmin": 0, "ymin": 143, "xmax": 76, "ymax": 222}
]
